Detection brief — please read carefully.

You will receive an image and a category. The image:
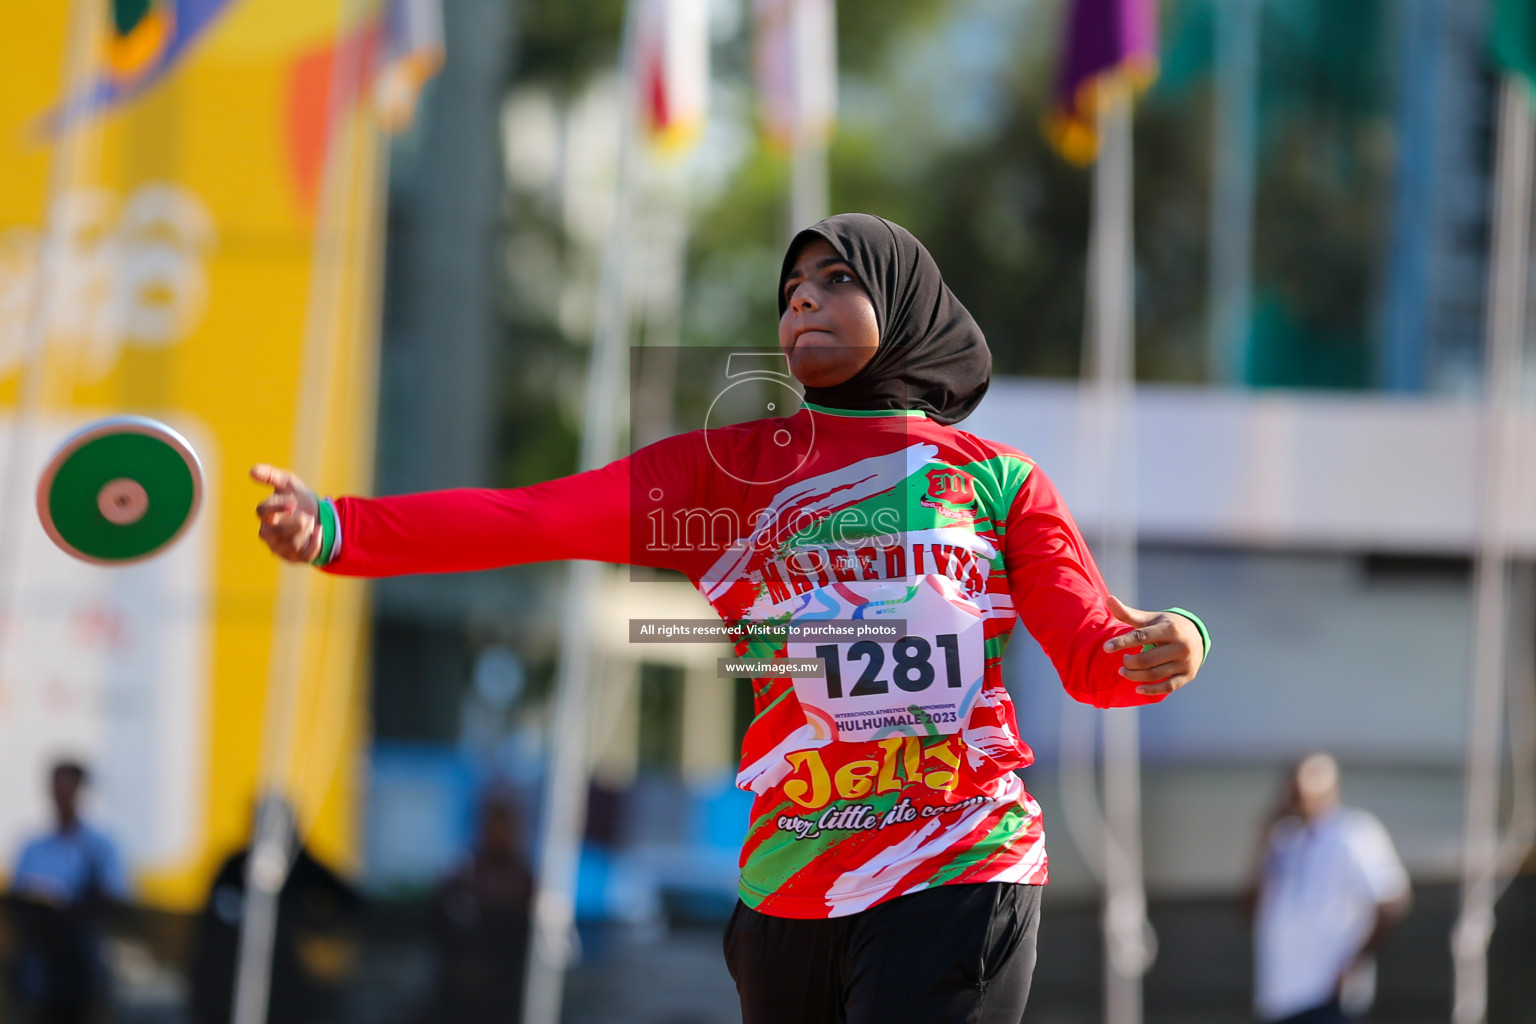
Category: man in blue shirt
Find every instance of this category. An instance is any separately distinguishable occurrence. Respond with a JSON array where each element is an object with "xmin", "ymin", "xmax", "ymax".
[{"xmin": 7, "ymin": 760, "xmax": 129, "ymax": 1023}]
